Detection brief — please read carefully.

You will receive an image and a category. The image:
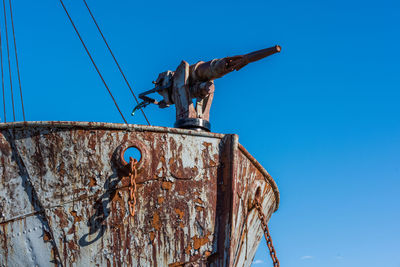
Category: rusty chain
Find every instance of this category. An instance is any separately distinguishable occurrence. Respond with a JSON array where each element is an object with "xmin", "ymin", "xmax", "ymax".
[
  {"xmin": 128, "ymin": 157, "xmax": 138, "ymax": 217},
  {"xmin": 254, "ymin": 199, "xmax": 280, "ymax": 267}
]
